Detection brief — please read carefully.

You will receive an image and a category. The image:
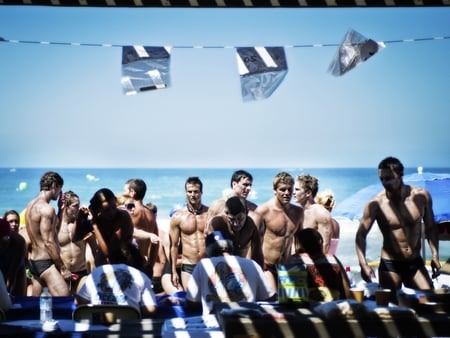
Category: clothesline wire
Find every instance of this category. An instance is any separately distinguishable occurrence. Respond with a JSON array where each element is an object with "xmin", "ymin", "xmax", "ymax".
[{"xmin": 0, "ymin": 35, "xmax": 449, "ymax": 49}]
